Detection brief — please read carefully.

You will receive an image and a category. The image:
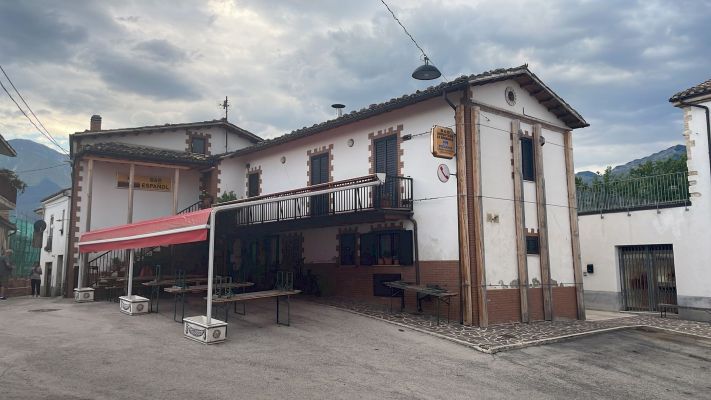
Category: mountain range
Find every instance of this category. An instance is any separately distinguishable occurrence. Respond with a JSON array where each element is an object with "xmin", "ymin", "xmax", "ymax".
[
  {"xmin": 0, "ymin": 139, "xmax": 687, "ymax": 217},
  {"xmin": 575, "ymin": 144, "xmax": 686, "ymax": 183},
  {"xmin": 0, "ymin": 139, "xmax": 71, "ymax": 217}
]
